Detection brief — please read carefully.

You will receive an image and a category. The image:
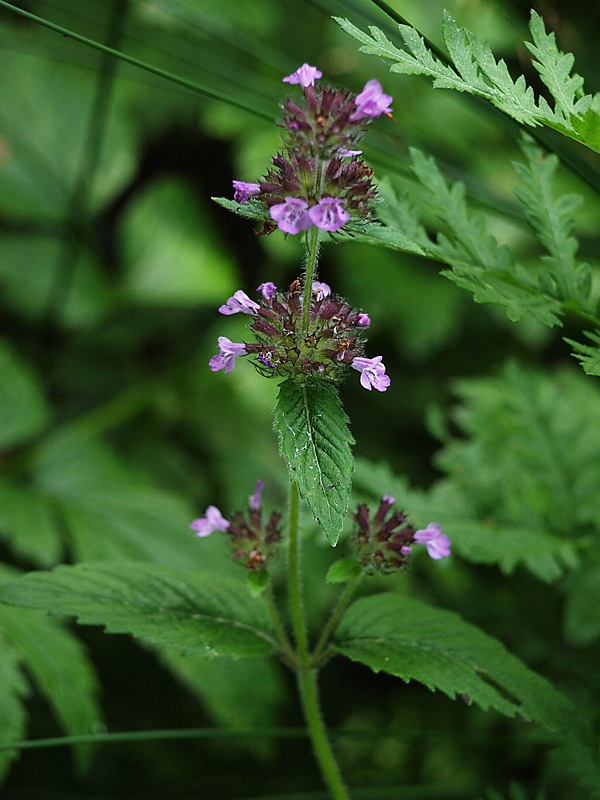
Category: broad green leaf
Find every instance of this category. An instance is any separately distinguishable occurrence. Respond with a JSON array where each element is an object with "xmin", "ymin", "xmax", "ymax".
[
  {"xmin": 0, "ymin": 632, "xmax": 28, "ymax": 780},
  {"xmin": 0, "ymin": 479, "xmax": 63, "ymax": 568},
  {"xmin": 121, "ymin": 178, "xmax": 237, "ymax": 306},
  {"xmin": 334, "ymin": 593, "xmax": 585, "ymax": 740},
  {"xmin": 0, "ymin": 603, "xmax": 101, "ymax": 771},
  {"xmin": 274, "ymin": 379, "xmax": 354, "ymax": 545},
  {"xmin": 31, "ymin": 428, "xmax": 205, "ymax": 566},
  {"xmin": 0, "ymin": 563, "xmax": 278, "ymax": 659},
  {"xmin": 0, "ymin": 341, "xmax": 49, "ymax": 449},
  {"xmin": 326, "ymin": 558, "xmax": 361, "ymax": 584}
]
